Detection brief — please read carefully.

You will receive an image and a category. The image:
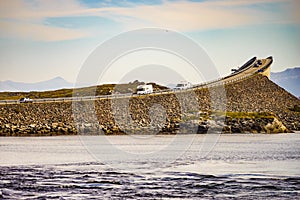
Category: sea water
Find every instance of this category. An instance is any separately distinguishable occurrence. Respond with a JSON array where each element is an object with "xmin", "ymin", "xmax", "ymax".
[{"xmin": 0, "ymin": 133, "xmax": 299, "ymax": 199}]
